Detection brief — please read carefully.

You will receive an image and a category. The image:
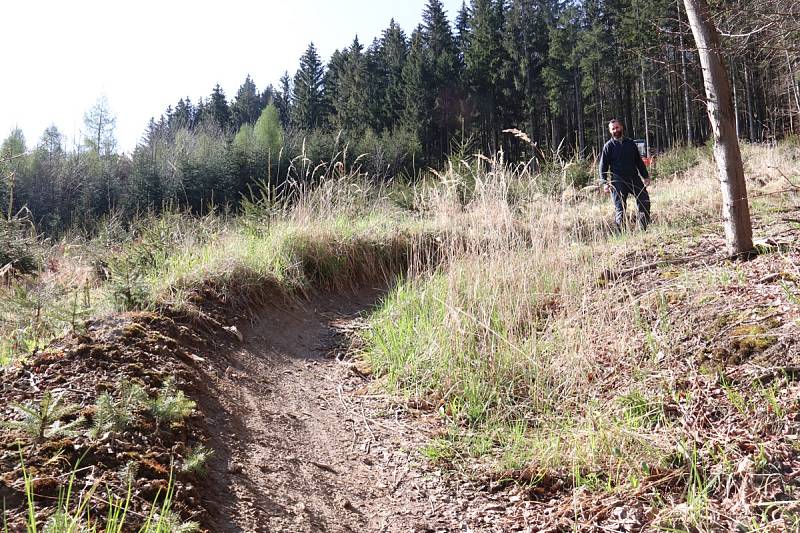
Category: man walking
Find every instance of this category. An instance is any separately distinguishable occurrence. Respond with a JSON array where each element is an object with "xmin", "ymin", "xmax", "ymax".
[{"xmin": 598, "ymin": 119, "xmax": 651, "ymax": 231}]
